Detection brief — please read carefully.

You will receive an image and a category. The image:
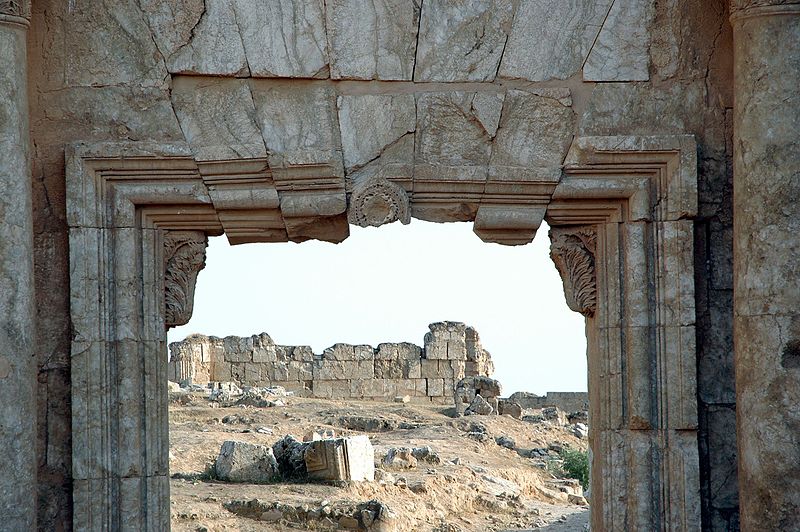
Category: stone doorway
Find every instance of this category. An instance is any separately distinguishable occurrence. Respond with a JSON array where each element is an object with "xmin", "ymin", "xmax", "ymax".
[{"xmin": 67, "ymin": 134, "xmax": 699, "ymax": 530}]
